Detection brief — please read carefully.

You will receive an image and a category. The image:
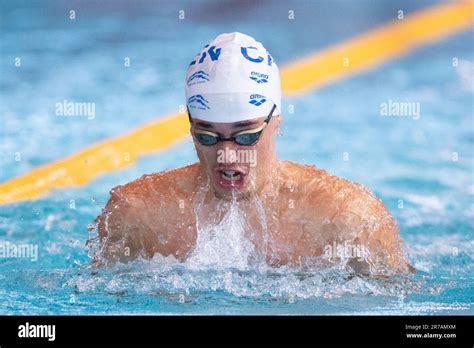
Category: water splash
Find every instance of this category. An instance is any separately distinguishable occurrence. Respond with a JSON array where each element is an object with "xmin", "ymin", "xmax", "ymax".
[
  {"xmin": 186, "ymin": 191, "xmax": 257, "ymax": 270},
  {"xmin": 81, "ymin": 175, "xmax": 470, "ymax": 311}
]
